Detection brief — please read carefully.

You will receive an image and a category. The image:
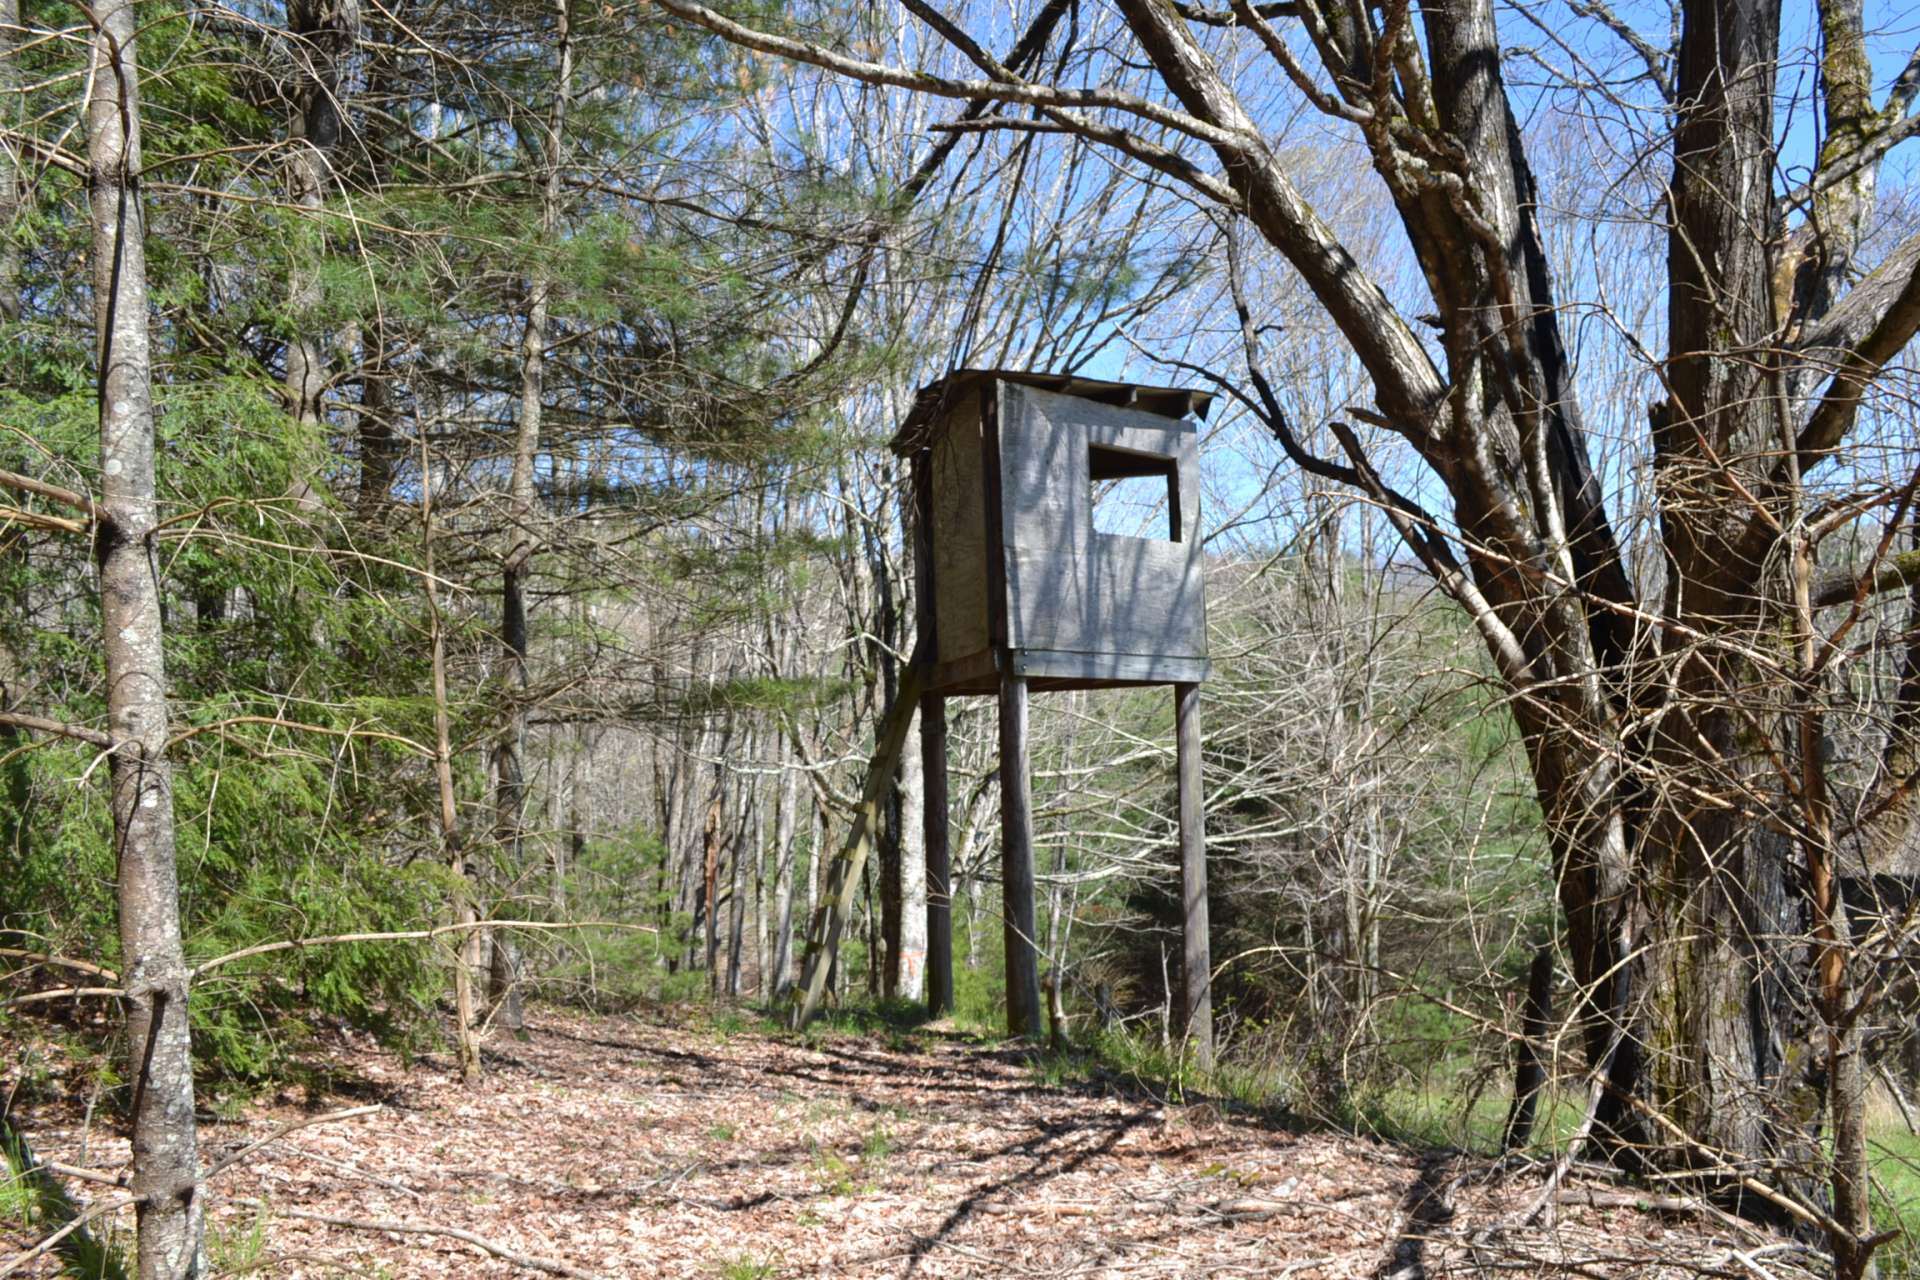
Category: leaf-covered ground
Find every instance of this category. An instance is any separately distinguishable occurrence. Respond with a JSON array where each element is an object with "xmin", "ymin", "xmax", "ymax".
[{"xmin": 6, "ymin": 1007, "xmax": 1823, "ymax": 1277}]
